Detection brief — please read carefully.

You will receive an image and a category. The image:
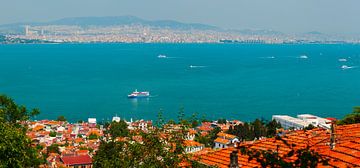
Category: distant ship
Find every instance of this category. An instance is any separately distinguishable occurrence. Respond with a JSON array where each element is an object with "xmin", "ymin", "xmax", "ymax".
[
  {"xmin": 338, "ymin": 58, "xmax": 347, "ymax": 62},
  {"xmin": 158, "ymin": 55, "xmax": 167, "ymax": 58},
  {"xmin": 299, "ymin": 55, "xmax": 308, "ymax": 59},
  {"xmin": 128, "ymin": 89, "xmax": 150, "ymax": 98},
  {"xmin": 341, "ymin": 65, "xmax": 352, "ymax": 69}
]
